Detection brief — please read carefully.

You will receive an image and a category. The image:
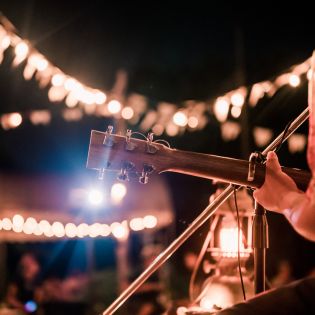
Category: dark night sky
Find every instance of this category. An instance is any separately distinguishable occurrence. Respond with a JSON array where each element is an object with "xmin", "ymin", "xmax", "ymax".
[{"xmin": 1, "ymin": 1, "xmax": 315, "ymax": 284}]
